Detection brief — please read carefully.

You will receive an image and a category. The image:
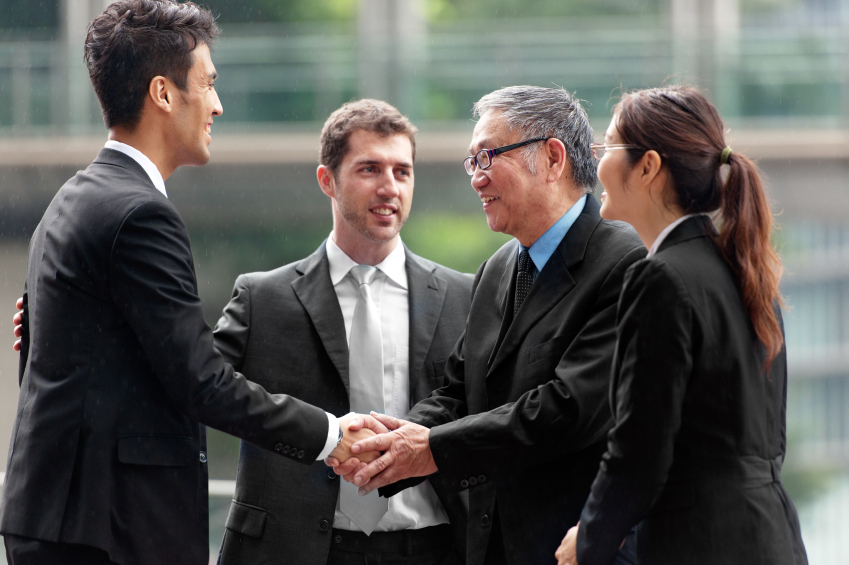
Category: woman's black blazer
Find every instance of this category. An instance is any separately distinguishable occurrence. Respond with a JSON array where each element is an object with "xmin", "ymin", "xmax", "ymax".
[{"xmin": 576, "ymin": 216, "xmax": 807, "ymax": 565}]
